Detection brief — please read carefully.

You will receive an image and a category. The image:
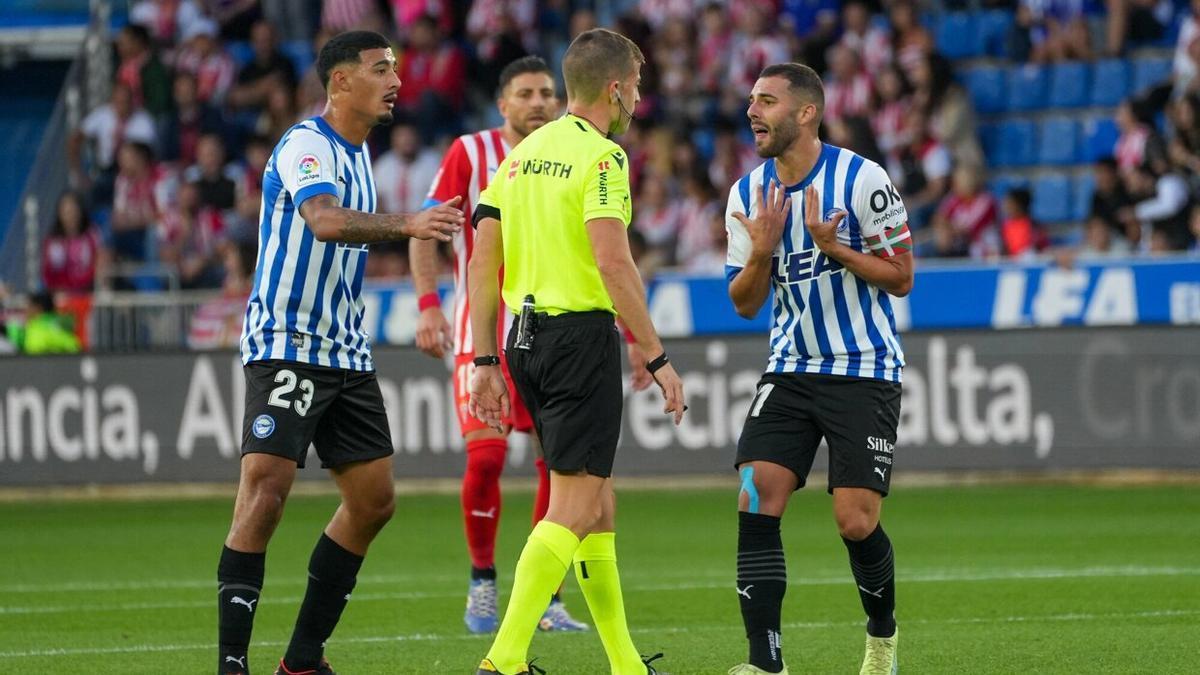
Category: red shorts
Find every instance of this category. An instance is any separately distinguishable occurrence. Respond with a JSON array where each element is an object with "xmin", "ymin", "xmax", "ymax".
[{"xmin": 453, "ymin": 352, "xmax": 534, "ymax": 437}]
